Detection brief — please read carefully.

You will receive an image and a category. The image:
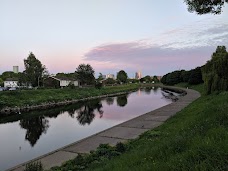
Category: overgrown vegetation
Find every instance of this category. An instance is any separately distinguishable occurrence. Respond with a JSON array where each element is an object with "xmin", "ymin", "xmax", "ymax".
[
  {"xmin": 0, "ymin": 84, "xmax": 139, "ymax": 110},
  {"xmin": 161, "ymin": 67, "xmax": 203, "ymax": 86},
  {"xmin": 24, "ymin": 161, "xmax": 43, "ymax": 171},
  {"xmin": 202, "ymin": 46, "xmax": 228, "ymax": 94}
]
